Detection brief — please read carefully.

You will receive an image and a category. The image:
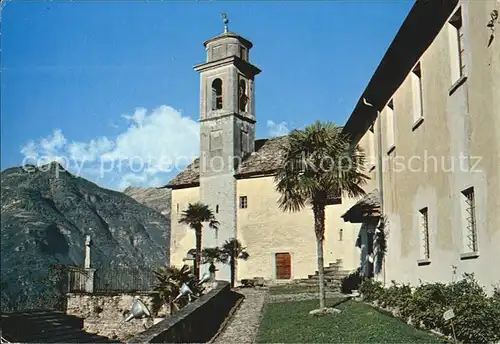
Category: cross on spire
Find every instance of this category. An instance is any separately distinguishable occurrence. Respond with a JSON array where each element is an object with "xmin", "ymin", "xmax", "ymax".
[{"xmin": 221, "ymin": 12, "xmax": 229, "ymax": 33}]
